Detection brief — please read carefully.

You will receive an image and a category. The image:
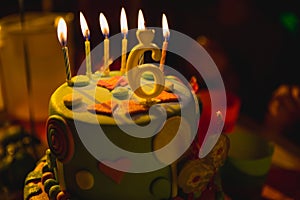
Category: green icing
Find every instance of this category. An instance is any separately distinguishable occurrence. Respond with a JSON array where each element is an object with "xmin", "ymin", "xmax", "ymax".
[
  {"xmin": 49, "ymin": 184, "xmax": 61, "ymax": 199},
  {"xmin": 44, "ymin": 178, "xmax": 59, "ymax": 194},
  {"xmin": 49, "ymin": 71, "xmax": 185, "ymax": 125}
]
